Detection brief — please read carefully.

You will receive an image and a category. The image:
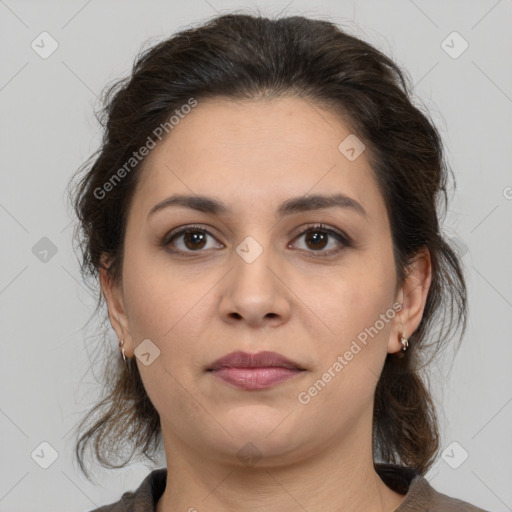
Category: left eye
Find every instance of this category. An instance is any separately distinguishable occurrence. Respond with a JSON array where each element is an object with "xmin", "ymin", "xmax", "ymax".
[
  {"xmin": 162, "ymin": 223, "xmax": 351, "ymax": 257},
  {"xmin": 291, "ymin": 225, "xmax": 350, "ymax": 255}
]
